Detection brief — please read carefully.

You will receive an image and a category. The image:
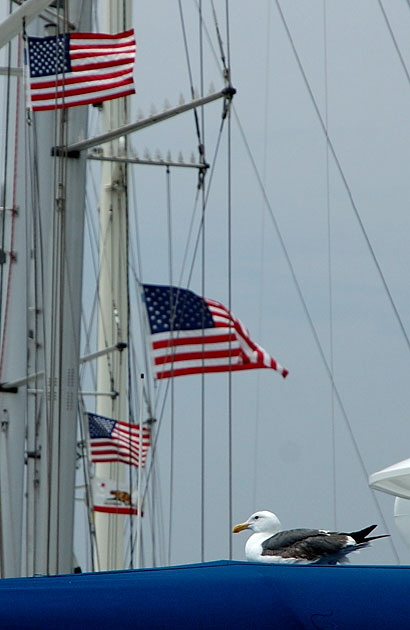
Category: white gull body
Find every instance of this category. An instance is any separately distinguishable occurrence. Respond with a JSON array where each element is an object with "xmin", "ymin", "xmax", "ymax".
[{"xmin": 232, "ymin": 510, "xmax": 388, "ymax": 565}]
